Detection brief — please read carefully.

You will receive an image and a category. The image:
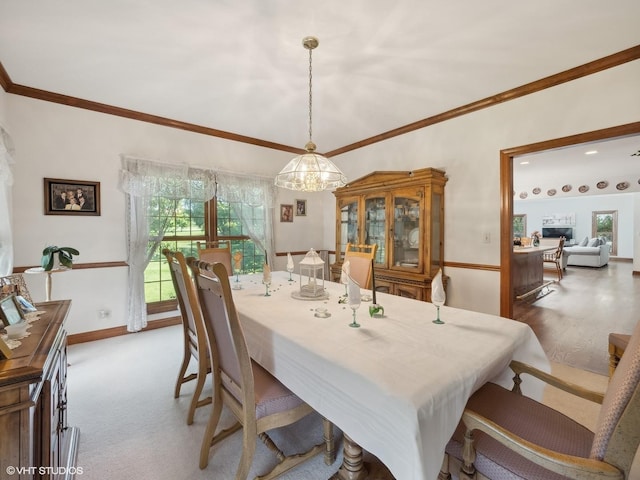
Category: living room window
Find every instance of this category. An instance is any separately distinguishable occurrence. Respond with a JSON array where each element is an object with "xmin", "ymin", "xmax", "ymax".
[
  {"xmin": 513, "ymin": 214, "xmax": 527, "ymax": 238},
  {"xmin": 592, "ymin": 210, "xmax": 617, "ymax": 256}
]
